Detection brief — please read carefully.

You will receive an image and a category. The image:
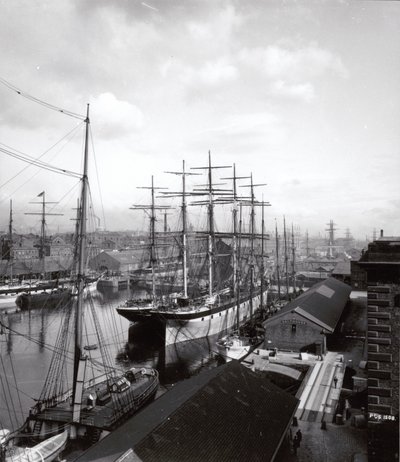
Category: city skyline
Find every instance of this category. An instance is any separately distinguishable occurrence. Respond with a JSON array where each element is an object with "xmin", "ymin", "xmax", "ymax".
[{"xmin": 0, "ymin": 1, "xmax": 399, "ymax": 239}]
